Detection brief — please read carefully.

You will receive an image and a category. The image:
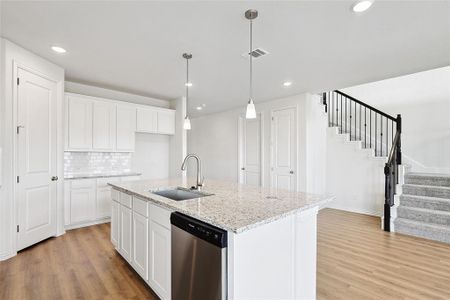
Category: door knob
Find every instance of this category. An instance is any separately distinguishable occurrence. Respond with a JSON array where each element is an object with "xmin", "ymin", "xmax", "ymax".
[
  {"xmin": 241, "ymin": 167, "xmax": 245, "ymax": 171},
  {"xmin": 289, "ymin": 170, "xmax": 294, "ymax": 174},
  {"xmin": 51, "ymin": 176, "xmax": 59, "ymax": 181}
]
